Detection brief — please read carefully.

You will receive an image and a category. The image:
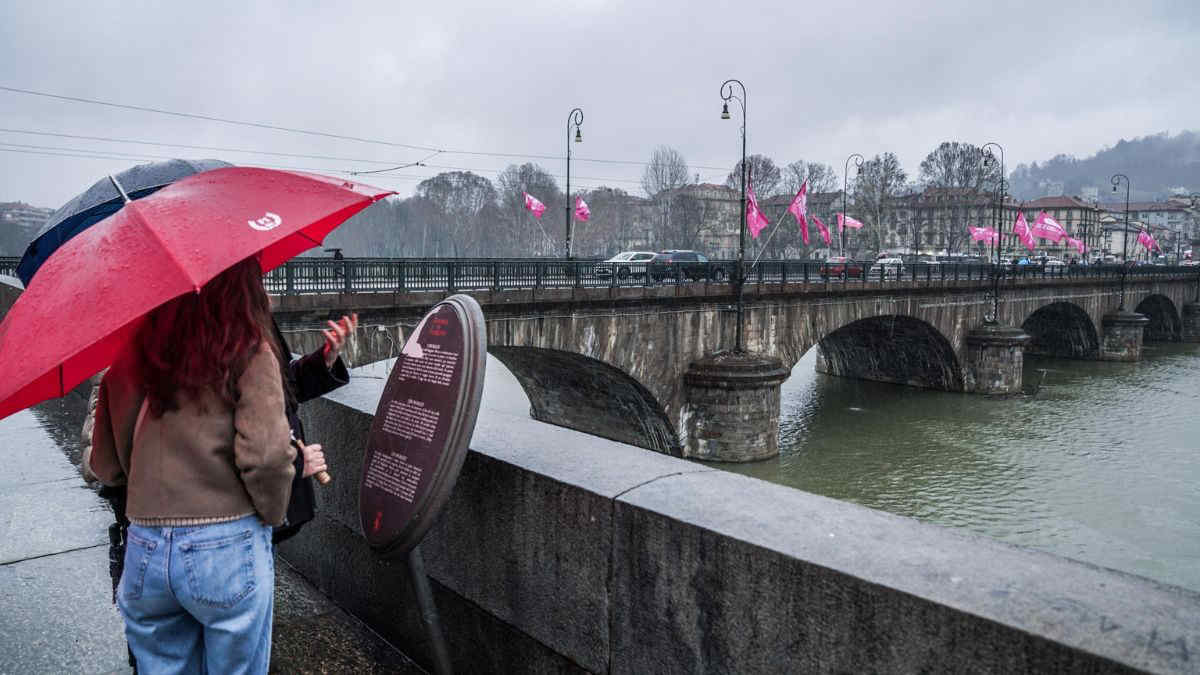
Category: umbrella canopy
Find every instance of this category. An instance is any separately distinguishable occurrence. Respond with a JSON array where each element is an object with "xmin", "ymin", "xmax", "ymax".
[
  {"xmin": 16, "ymin": 158, "xmax": 233, "ymax": 286},
  {"xmin": 0, "ymin": 167, "xmax": 392, "ymax": 421}
]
